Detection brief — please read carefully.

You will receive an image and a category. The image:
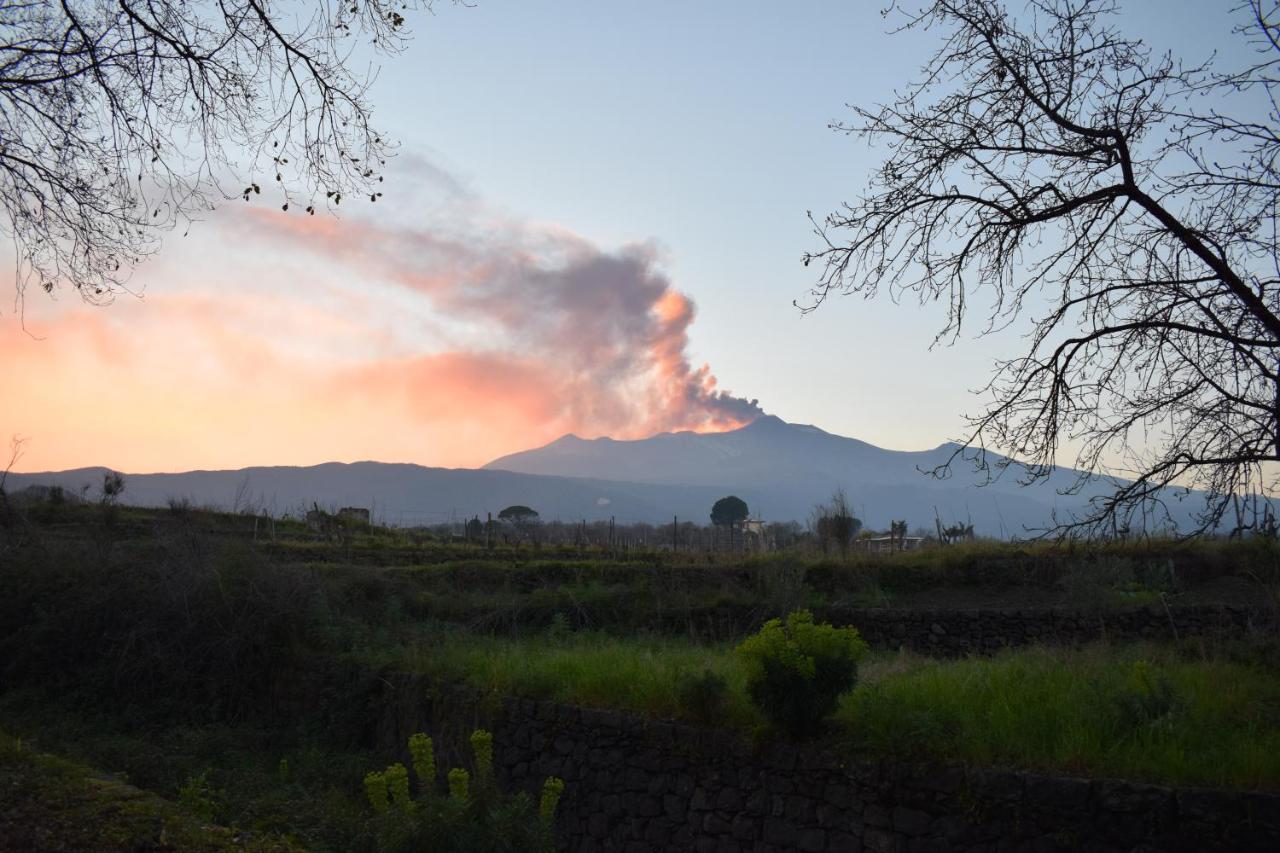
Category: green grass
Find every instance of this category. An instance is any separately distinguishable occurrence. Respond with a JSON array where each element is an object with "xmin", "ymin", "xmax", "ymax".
[
  {"xmin": 5, "ymin": 502, "xmax": 1280, "ymax": 800},
  {"xmin": 0, "ymin": 729, "xmax": 300, "ymax": 851},
  {"xmin": 387, "ymin": 628, "xmax": 760, "ymax": 727},
  {"xmin": 379, "ymin": 627, "xmax": 1280, "ymax": 790},
  {"xmin": 0, "ymin": 700, "xmax": 383, "ymax": 852},
  {"xmin": 840, "ymin": 644, "xmax": 1280, "ymax": 790}
]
